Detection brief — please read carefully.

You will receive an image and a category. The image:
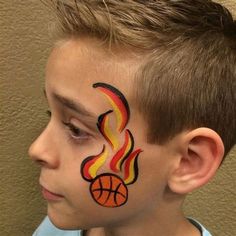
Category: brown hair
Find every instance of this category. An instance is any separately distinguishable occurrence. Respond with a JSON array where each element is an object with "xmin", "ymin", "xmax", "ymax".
[{"xmin": 45, "ymin": 0, "xmax": 236, "ymax": 156}]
